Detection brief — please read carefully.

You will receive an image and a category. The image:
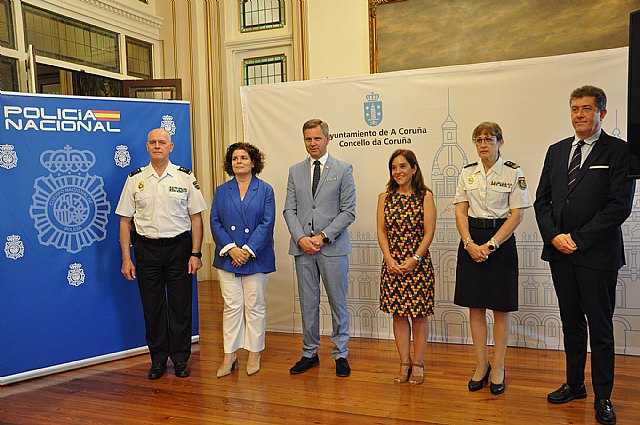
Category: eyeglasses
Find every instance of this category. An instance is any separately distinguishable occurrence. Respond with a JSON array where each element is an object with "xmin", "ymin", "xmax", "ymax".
[{"xmin": 472, "ymin": 136, "xmax": 497, "ymax": 146}]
